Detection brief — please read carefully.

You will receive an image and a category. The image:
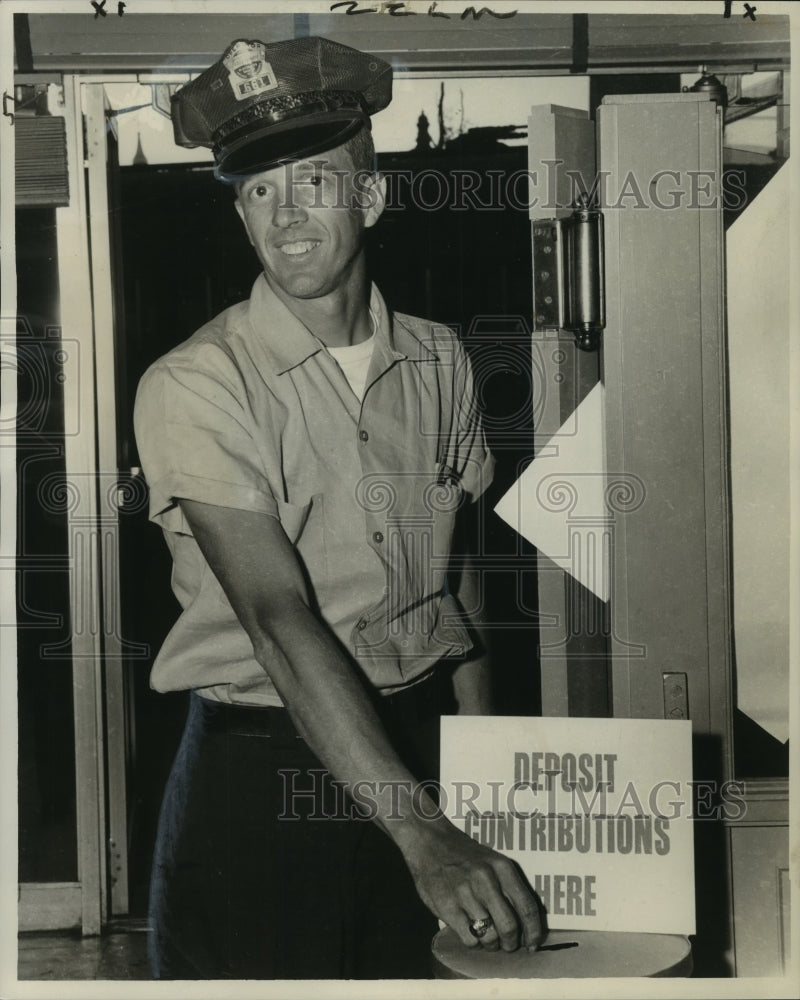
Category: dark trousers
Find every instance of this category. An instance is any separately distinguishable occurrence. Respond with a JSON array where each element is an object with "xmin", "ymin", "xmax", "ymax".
[{"xmin": 148, "ymin": 672, "xmax": 453, "ymax": 979}]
